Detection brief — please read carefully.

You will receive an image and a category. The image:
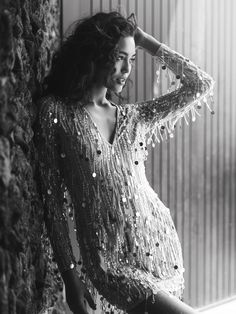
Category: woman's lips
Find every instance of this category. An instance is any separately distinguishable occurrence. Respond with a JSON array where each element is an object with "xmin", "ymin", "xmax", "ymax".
[{"xmin": 116, "ymin": 78, "xmax": 126, "ymax": 85}]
